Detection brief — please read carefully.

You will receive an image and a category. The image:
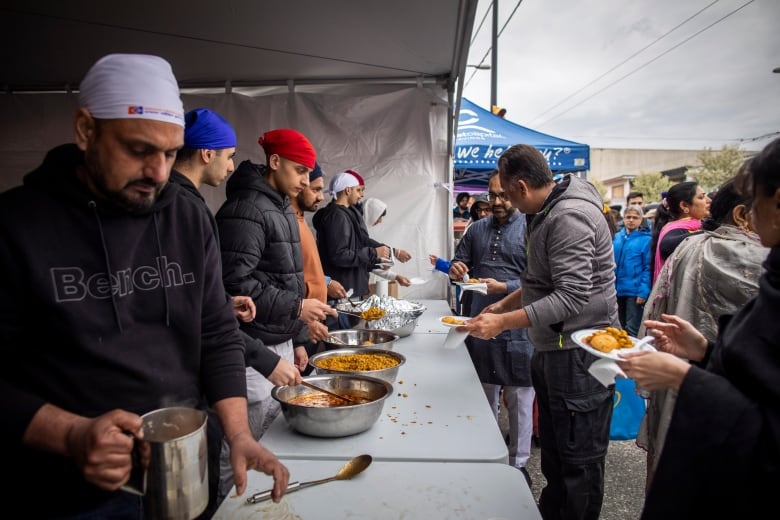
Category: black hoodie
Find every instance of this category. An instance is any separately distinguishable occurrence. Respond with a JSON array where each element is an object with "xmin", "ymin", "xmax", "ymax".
[
  {"xmin": 169, "ymin": 169, "xmax": 282, "ymax": 376},
  {"xmin": 312, "ymin": 201, "xmax": 382, "ymax": 297},
  {"xmin": 0, "ymin": 144, "xmax": 246, "ymax": 515}
]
